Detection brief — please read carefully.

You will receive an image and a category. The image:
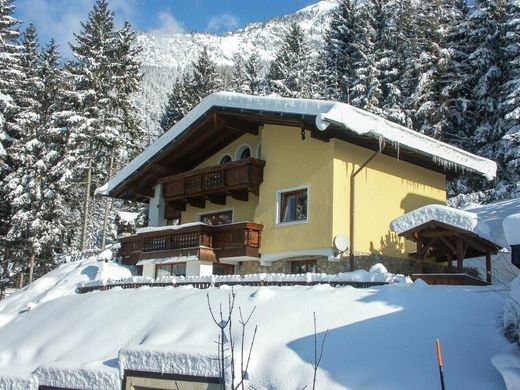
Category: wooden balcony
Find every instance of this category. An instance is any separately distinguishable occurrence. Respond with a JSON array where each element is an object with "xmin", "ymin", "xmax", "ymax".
[
  {"xmin": 119, "ymin": 222, "xmax": 263, "ymax": 265},
  {"xmin": 158, "ymin": 158, "xmax": 265, "ymax": 210}
]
